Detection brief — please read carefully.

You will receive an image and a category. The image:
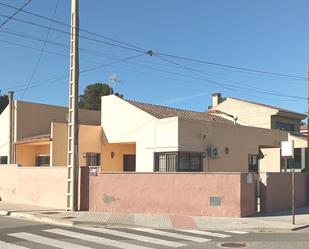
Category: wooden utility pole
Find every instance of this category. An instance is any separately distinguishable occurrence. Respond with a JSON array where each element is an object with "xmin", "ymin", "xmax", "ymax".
[{"xmin": 66, "ymin": 0, "xmax": 79, "ymax": 211}]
